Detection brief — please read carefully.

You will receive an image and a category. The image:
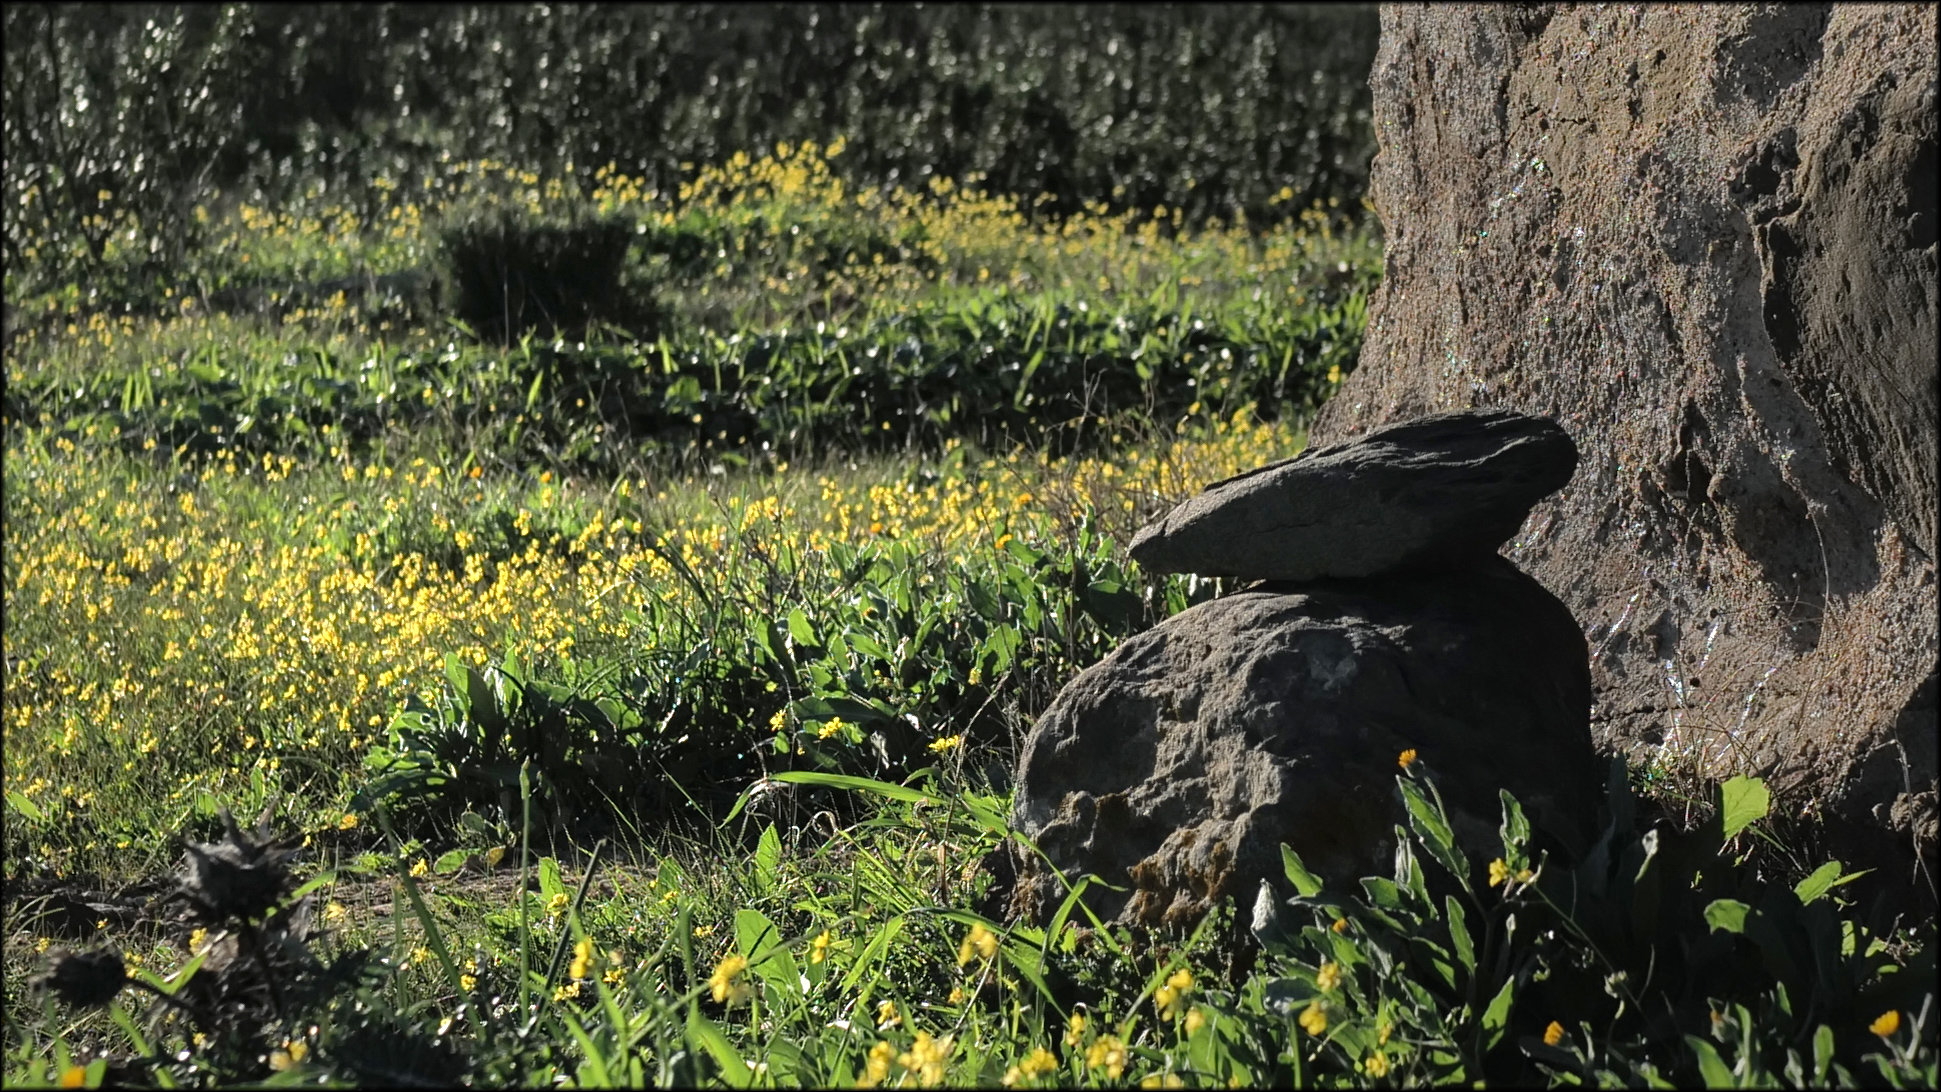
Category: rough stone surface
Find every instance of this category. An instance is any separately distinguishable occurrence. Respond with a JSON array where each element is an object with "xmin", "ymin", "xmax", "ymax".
[
  {"xmin": 1127, "ymin": 408, "xmax": 1578, "ymax": 581},
  {"xmin": 1313, "ymin": 5, "xmax": 1937, "ymax": 872},
  {"xmin": 1007, "ymin": 556, "xmax": 1598, "ymax": 930}
]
